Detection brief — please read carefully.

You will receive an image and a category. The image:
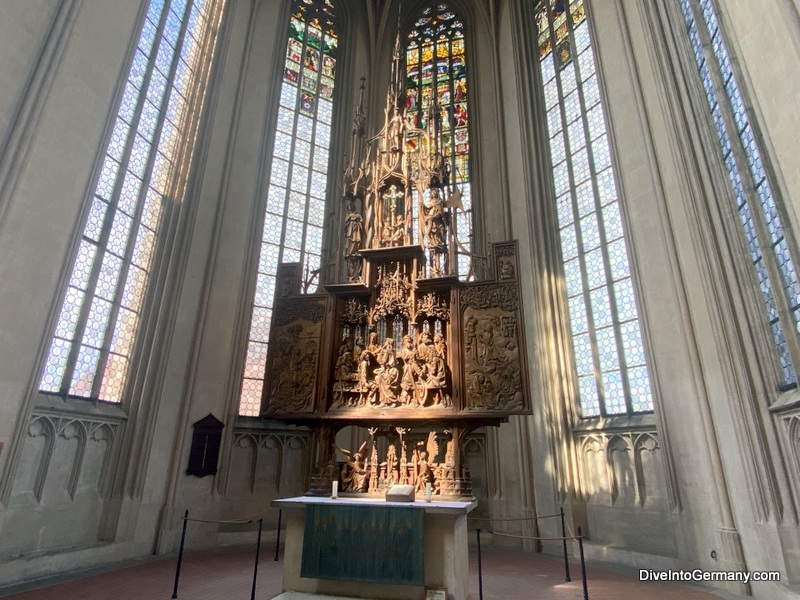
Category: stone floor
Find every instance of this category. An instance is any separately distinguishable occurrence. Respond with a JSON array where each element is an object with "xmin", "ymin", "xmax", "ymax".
[{"xmin": 0, "ymin": 546, "xmax": 728, "ymax": 600}]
